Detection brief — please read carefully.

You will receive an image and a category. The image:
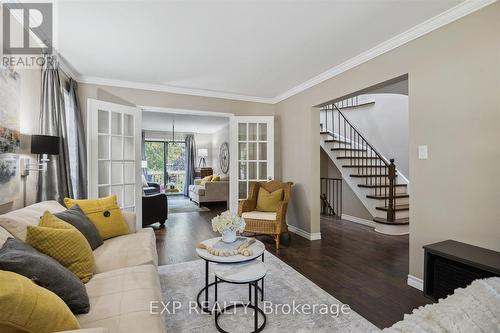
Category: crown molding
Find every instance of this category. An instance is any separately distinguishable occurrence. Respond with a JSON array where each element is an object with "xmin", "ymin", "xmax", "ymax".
[
  {"xmin": 273, "ymin": 0, "xmax": 497, "ymax": 103},
  {"xmin": 74, "ymin": 0, "xmax": 496, "ymax": 105},
  {"xmin": 77, "ymin": 76, "xmax": 275, "ymax": 104}
]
